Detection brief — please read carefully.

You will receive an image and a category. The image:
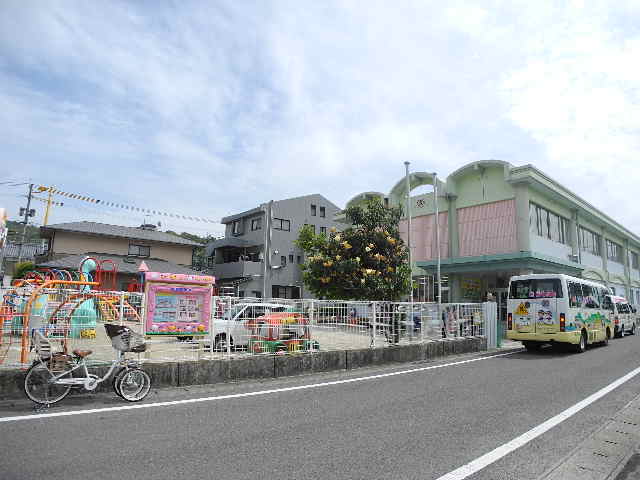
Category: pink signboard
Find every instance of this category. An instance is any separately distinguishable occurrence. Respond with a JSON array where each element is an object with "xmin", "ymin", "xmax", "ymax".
[{"xmin": 144, "ymin": 272, "xmax": 215, "ymax": 336}]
